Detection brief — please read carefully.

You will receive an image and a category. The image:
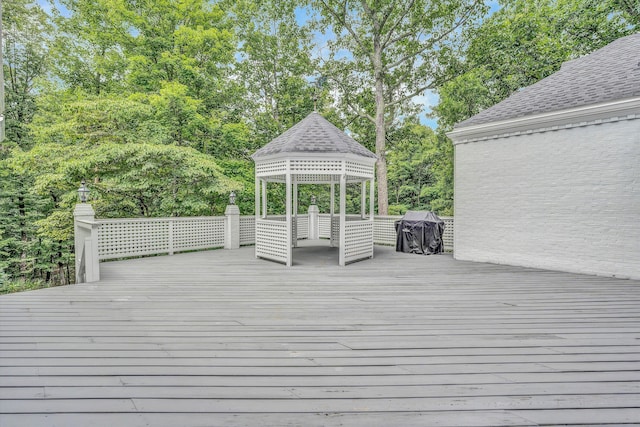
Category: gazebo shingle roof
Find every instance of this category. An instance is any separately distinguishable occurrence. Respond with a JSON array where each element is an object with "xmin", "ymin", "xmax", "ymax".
[
  {"xmin": 252, "ymin": 111, "xmax": 377, "ymax": 159},
  {"xmin": 455, "ymin": 33, "xmax": 640, "ymax": 129}
]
